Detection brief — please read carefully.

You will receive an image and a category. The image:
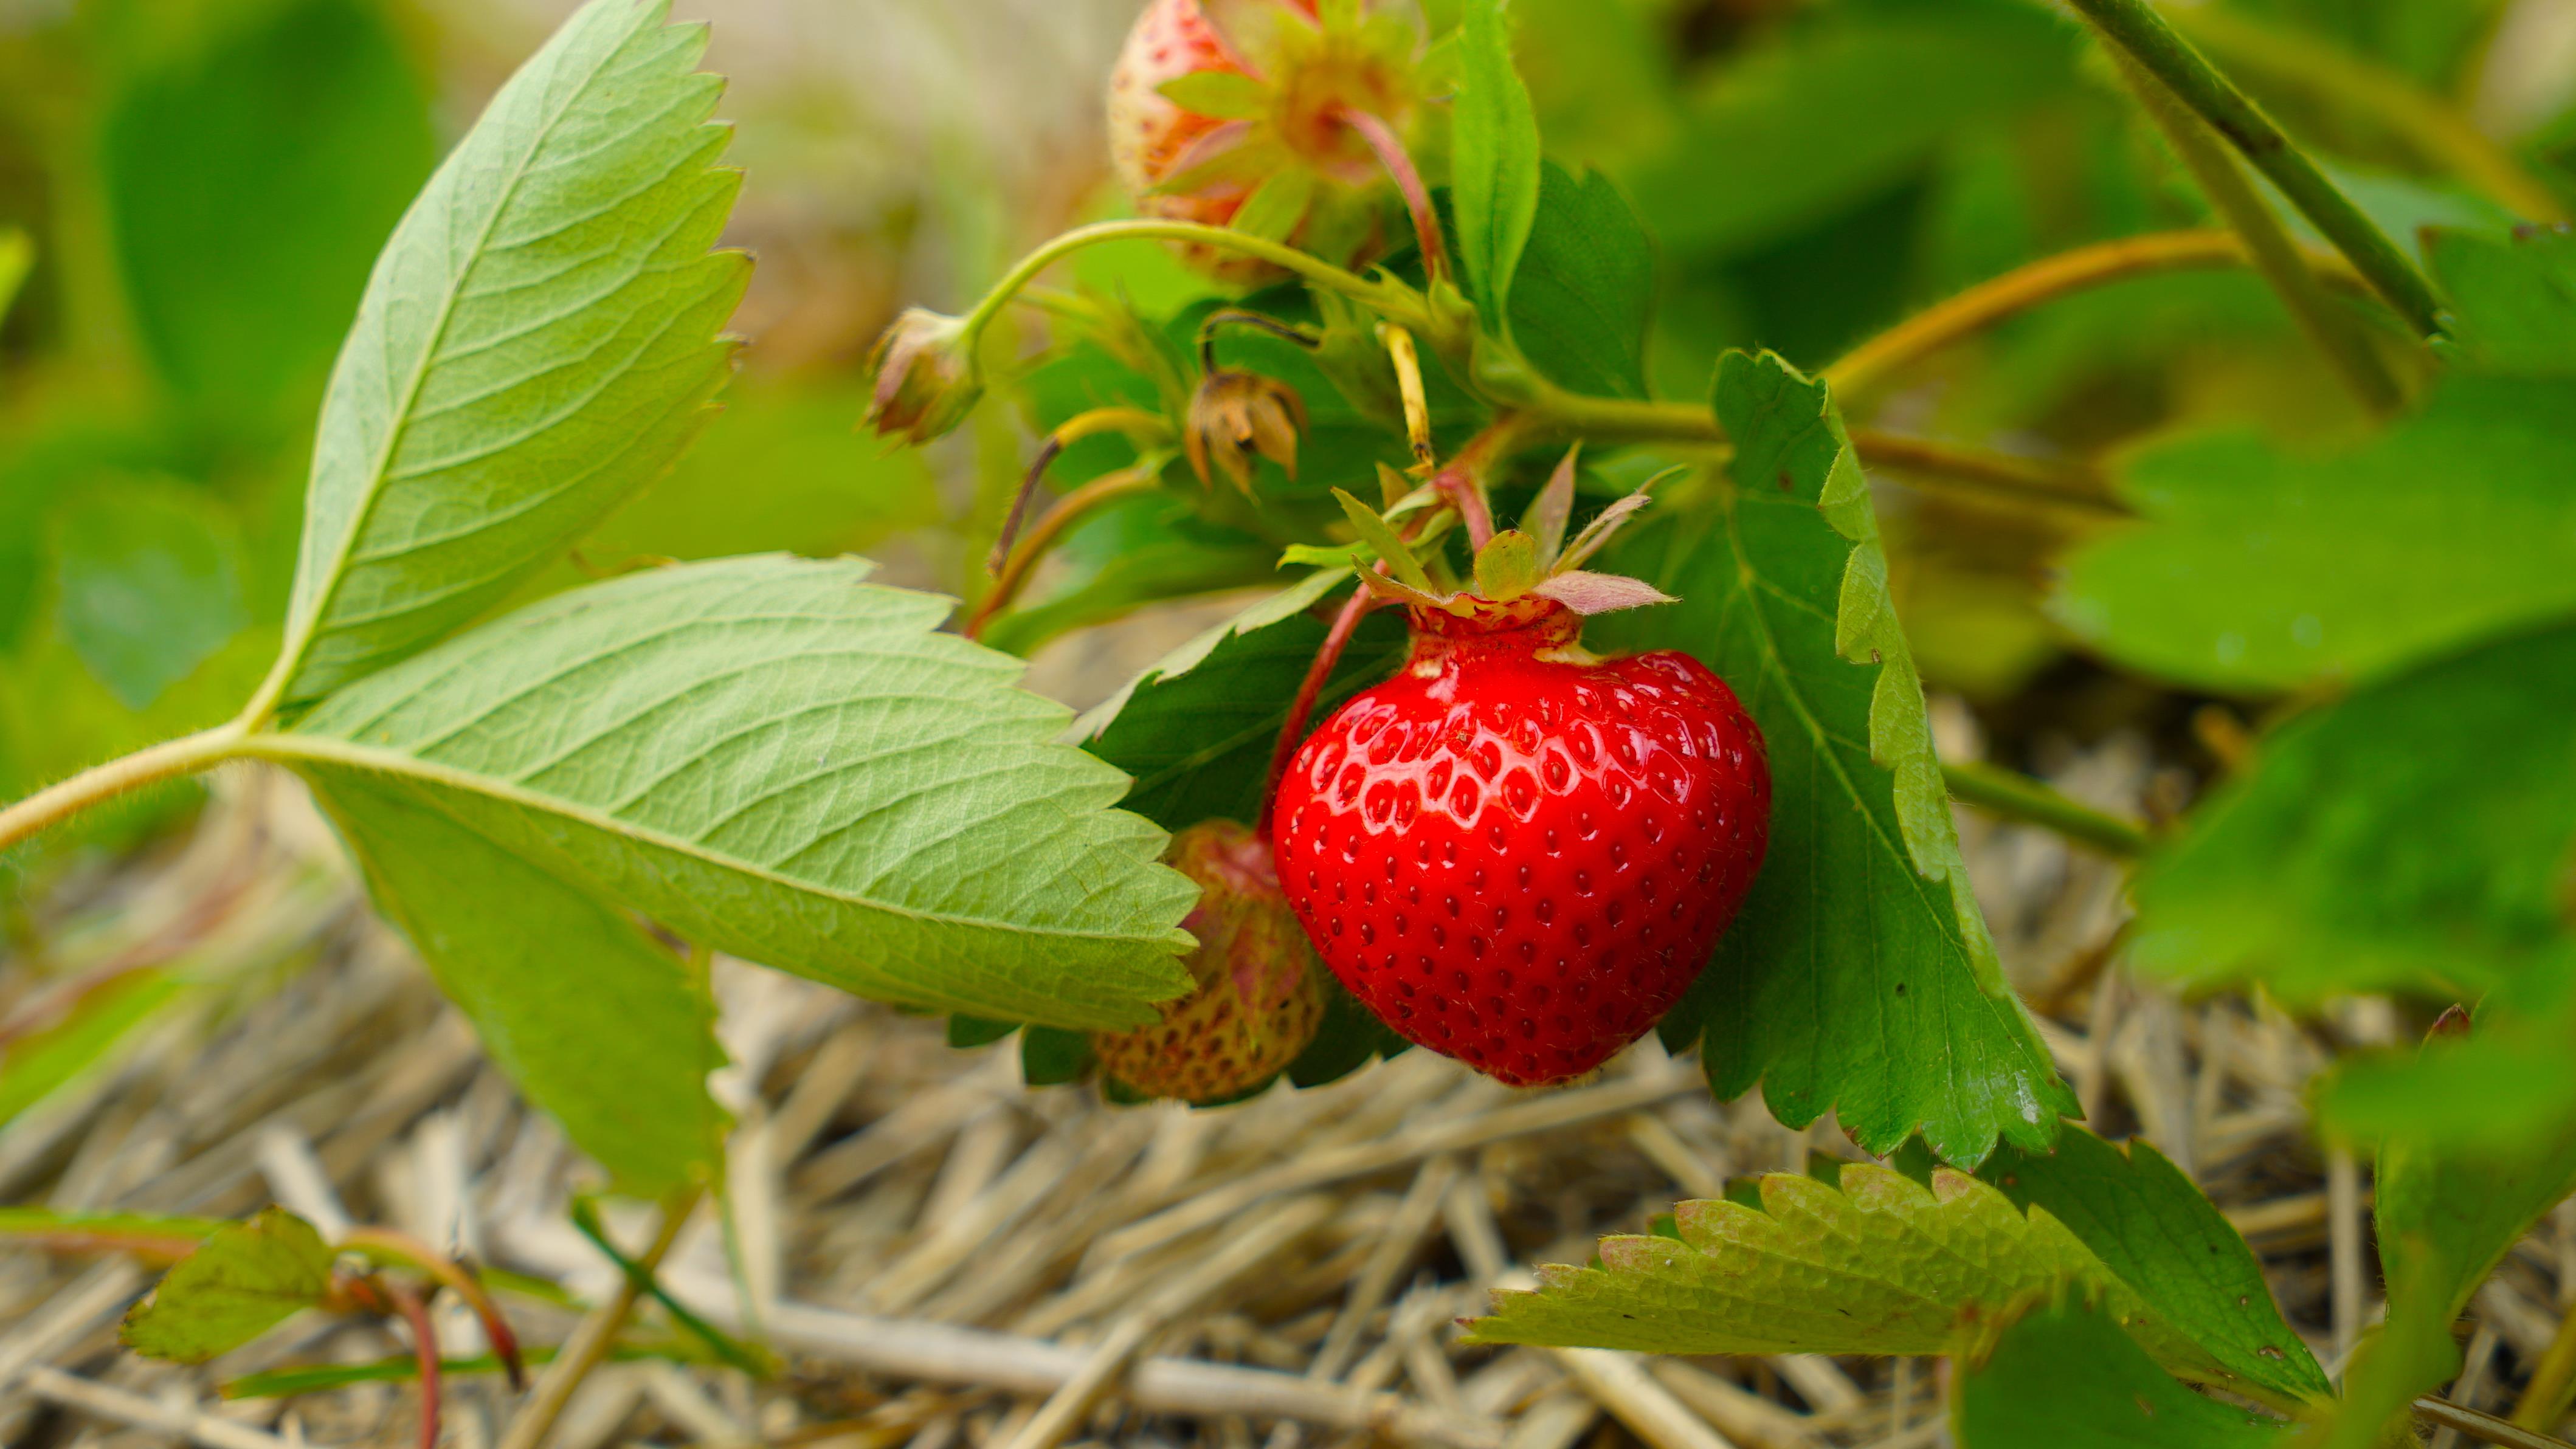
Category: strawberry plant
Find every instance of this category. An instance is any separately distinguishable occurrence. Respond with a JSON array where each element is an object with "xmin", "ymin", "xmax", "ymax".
[{"xmin": 7, "ymin": 0, "xmax": 2576, "ymax": 1443}]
